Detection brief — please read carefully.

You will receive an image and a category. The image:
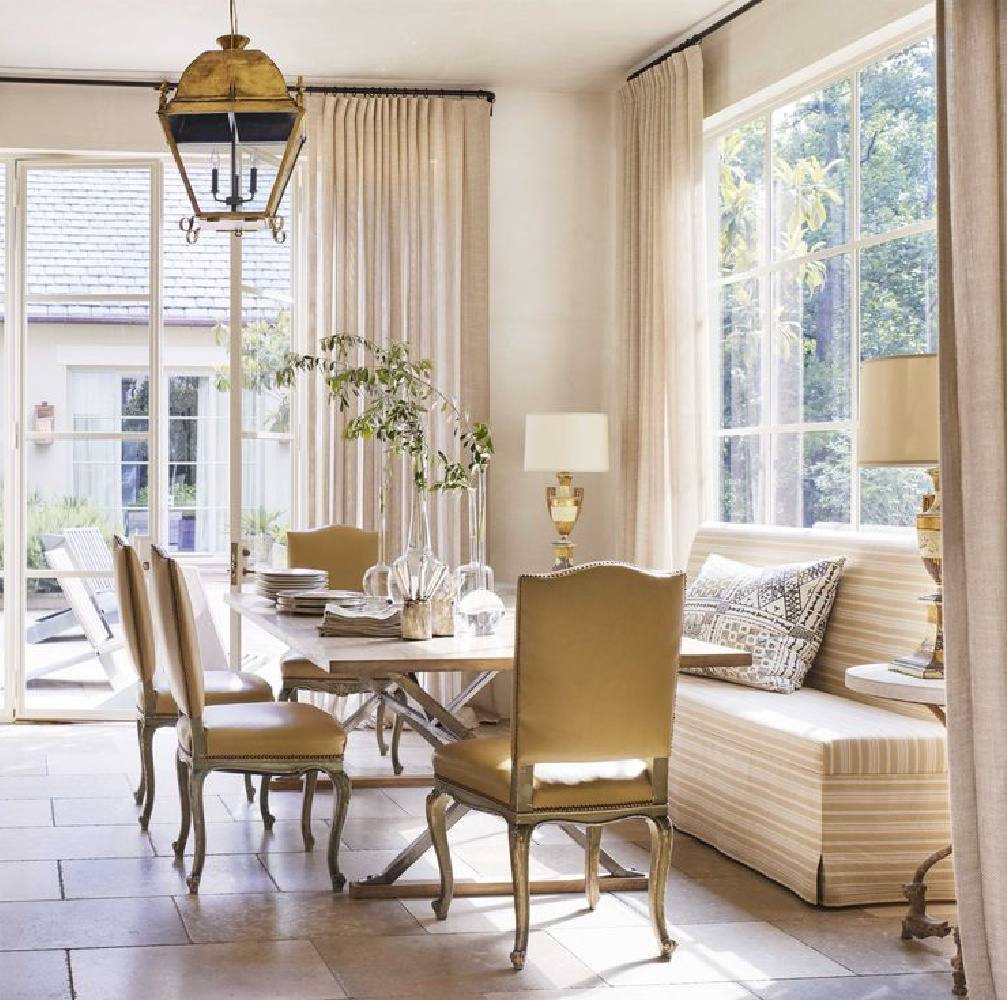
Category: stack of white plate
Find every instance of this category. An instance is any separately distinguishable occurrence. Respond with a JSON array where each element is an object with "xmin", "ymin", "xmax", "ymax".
[
  {"xmin": 276, "ymin": 589, "xmax": 366, "ymax": 616},
  {"xmin": 254, "ymin": 568, "xmax": 328, "ymax": 602},
  {"xmin": 318, "ymin": 601, "xmax": 401, "ymax": 638}
]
